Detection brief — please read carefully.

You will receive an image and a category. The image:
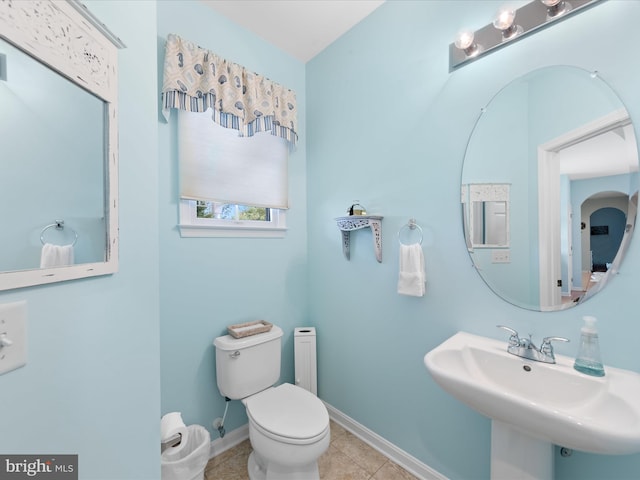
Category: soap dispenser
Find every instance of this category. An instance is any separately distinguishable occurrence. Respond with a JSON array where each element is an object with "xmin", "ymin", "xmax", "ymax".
[{"xmin": 574, "ymin": 316, "xmax": 605, "ymax": 377}]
